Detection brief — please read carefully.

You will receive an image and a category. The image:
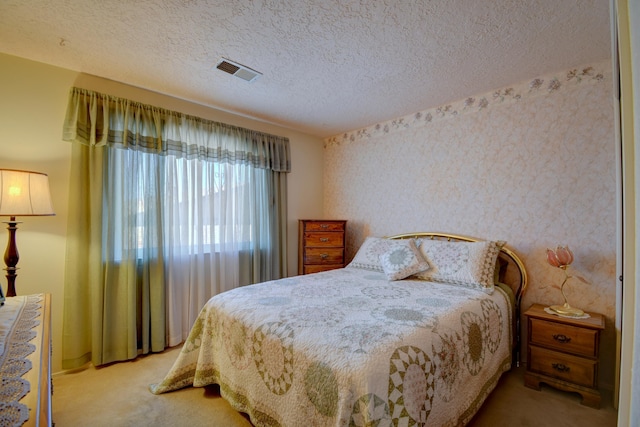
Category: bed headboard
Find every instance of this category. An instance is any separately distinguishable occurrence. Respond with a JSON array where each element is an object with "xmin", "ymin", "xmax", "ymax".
[{"xmin": 387, "ymin": 231, "xmax": 528, "ymax": 365}]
